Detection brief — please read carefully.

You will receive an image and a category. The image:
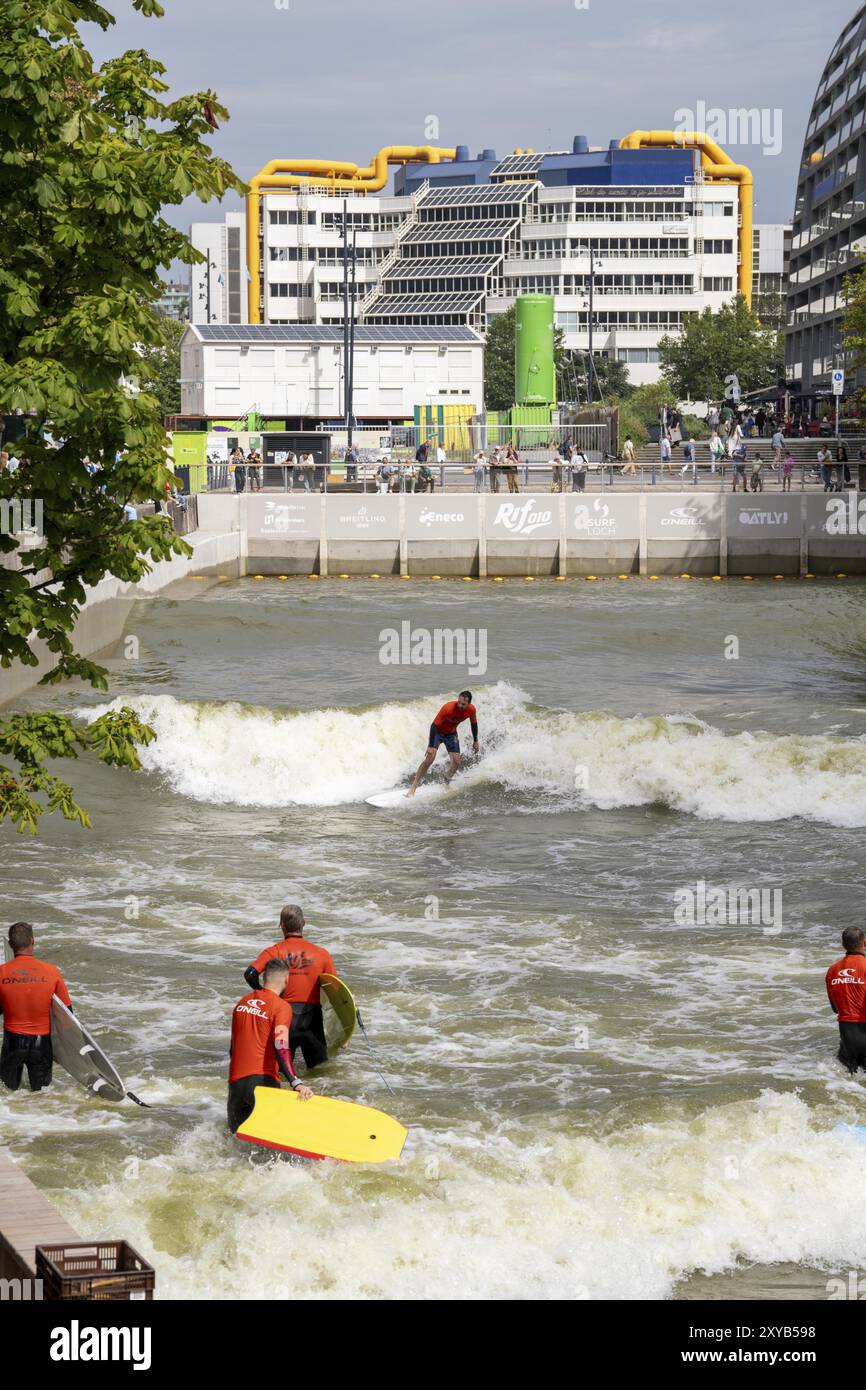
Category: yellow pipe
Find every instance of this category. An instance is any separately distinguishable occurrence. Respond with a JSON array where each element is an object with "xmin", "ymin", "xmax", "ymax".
[
  {"xmin": 246, "ymin": 145, "xmax": 456, "ymax": 322},
  {"xmin": 619, "ymin": 130, "xmax": 753, "ymax": 305}
]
